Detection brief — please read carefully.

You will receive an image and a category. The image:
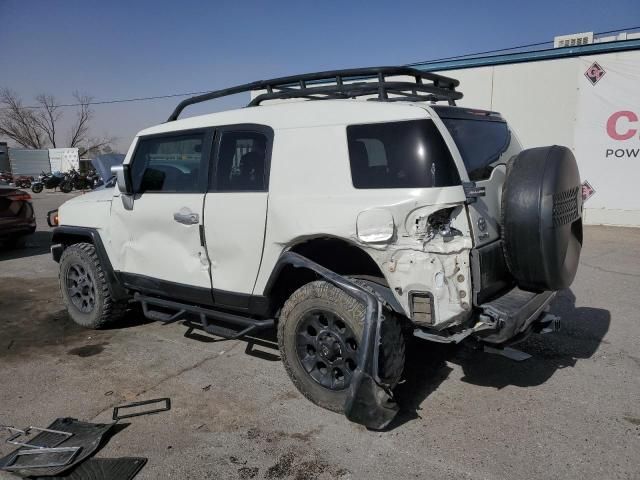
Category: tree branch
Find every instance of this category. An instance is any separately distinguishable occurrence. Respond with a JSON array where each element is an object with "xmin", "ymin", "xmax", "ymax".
[{"xmin": 68, "ymin": 91, "xmax": 93, "ymax": 148}]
